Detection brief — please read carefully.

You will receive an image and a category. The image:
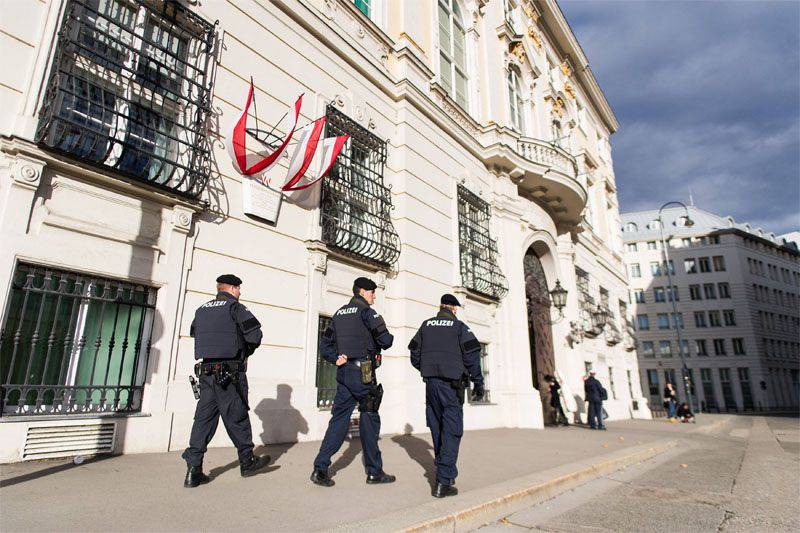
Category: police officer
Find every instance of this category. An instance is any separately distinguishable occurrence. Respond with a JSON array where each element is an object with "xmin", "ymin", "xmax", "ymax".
[
  {"xmin": 182, "ymin": 274, "xmax": 270, "ymax": 487},
  {"xmin": 311, "ymin": 277, "xmax": 396, "ymax": 487},
  {"xmin": 408, "ymin": 294, "xmax": 484, "ymax": 498}
]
